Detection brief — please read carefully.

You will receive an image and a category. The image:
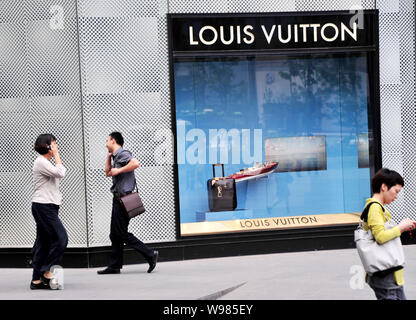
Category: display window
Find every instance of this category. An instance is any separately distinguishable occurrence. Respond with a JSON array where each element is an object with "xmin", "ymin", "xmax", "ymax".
[{"xmin": 168, "ymin": 12, "xmax": 380, "ymax": 236}]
